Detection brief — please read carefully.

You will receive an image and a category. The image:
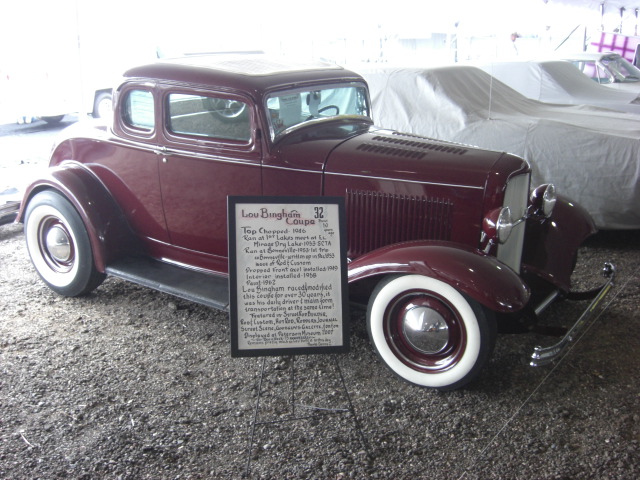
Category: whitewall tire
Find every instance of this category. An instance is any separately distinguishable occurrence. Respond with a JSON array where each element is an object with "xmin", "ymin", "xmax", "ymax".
[
  {"xmin": 24, "ymin": 191, "xmax": 105, "ymax": 297},
  {"xmin": 367, "ymin": 274, "xmax": 496, "ymax": 390}
]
